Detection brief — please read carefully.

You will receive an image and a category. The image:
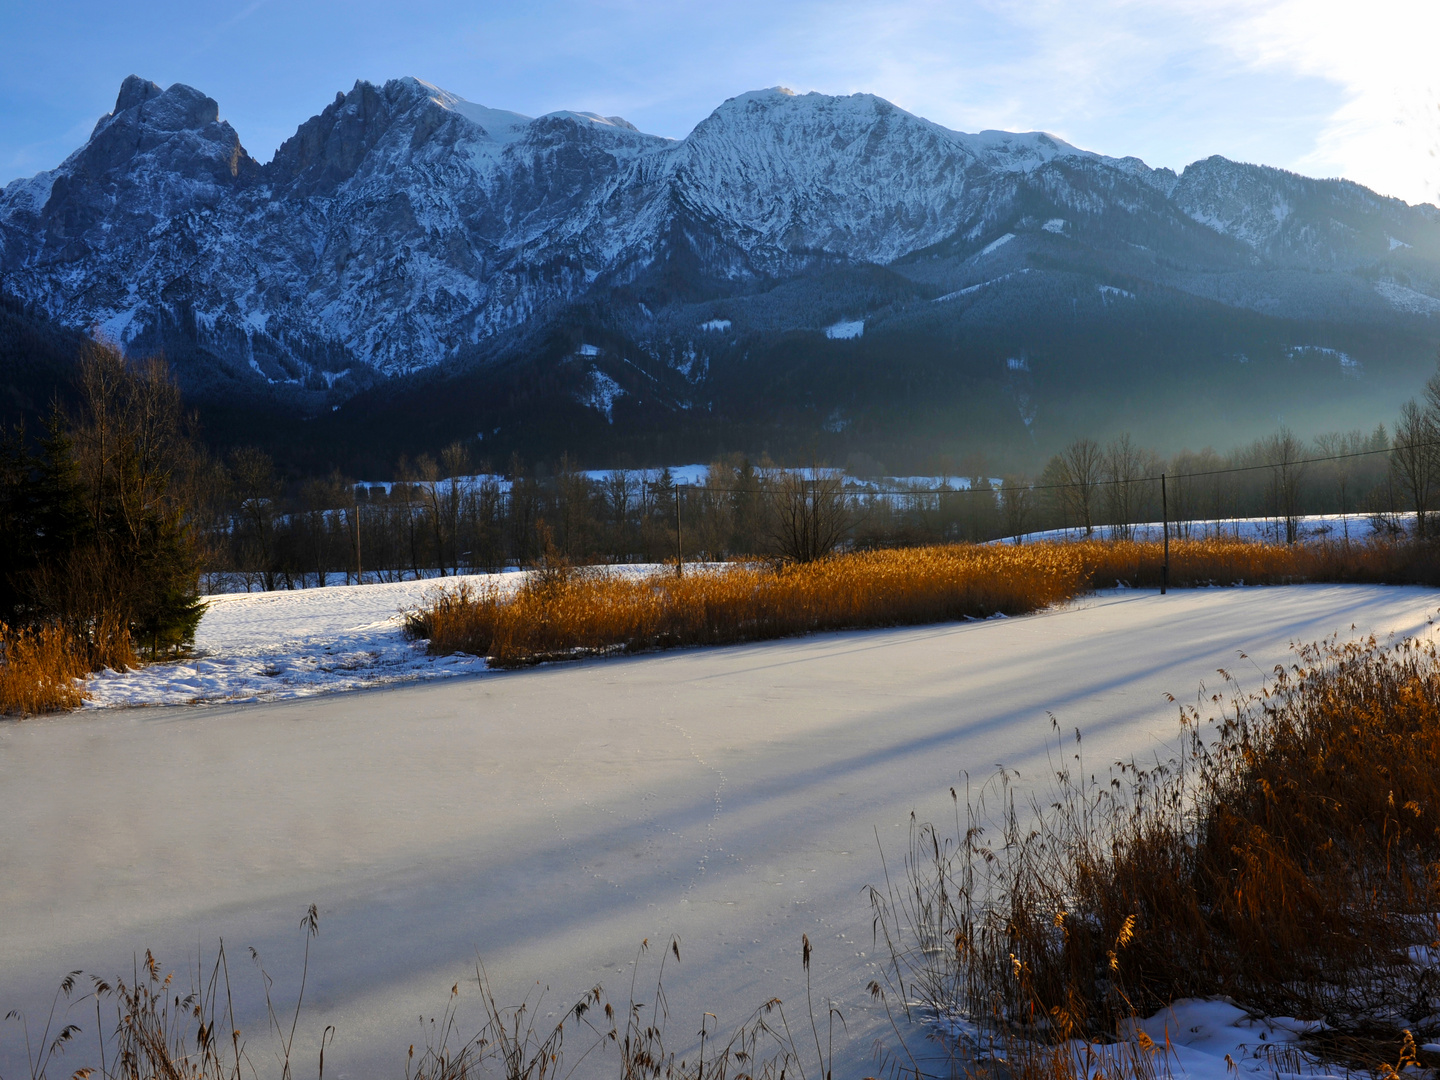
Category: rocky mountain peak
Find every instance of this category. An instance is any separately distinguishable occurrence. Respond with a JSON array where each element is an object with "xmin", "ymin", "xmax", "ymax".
[
  {"xmin": 0, "ymin": 77, "xmax": 260, "ymax": 268},
  {"xmin": 113, "ymin": 74, "xmax": 163, "ymax": 115},
  {"xmin": 108, "ymin": 78, "xmax": 219, "ymax": 133}
]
